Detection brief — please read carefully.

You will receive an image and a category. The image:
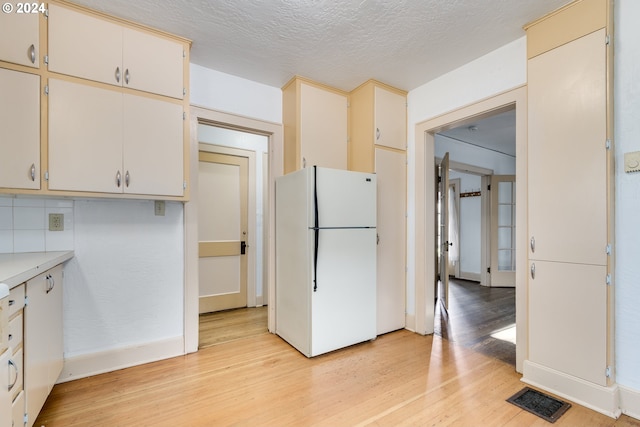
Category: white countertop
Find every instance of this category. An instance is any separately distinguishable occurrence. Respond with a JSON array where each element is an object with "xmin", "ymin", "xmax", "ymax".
[{"xmin": 0, "ymin": 251, "xmax": 74, "ymax": 289}]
